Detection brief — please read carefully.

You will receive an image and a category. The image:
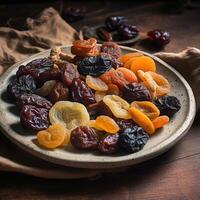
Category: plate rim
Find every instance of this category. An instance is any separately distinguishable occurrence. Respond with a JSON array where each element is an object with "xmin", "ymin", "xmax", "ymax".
[{"xmin": 0, "ymin": 45, "xmax": 196, "ymax": 169}]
